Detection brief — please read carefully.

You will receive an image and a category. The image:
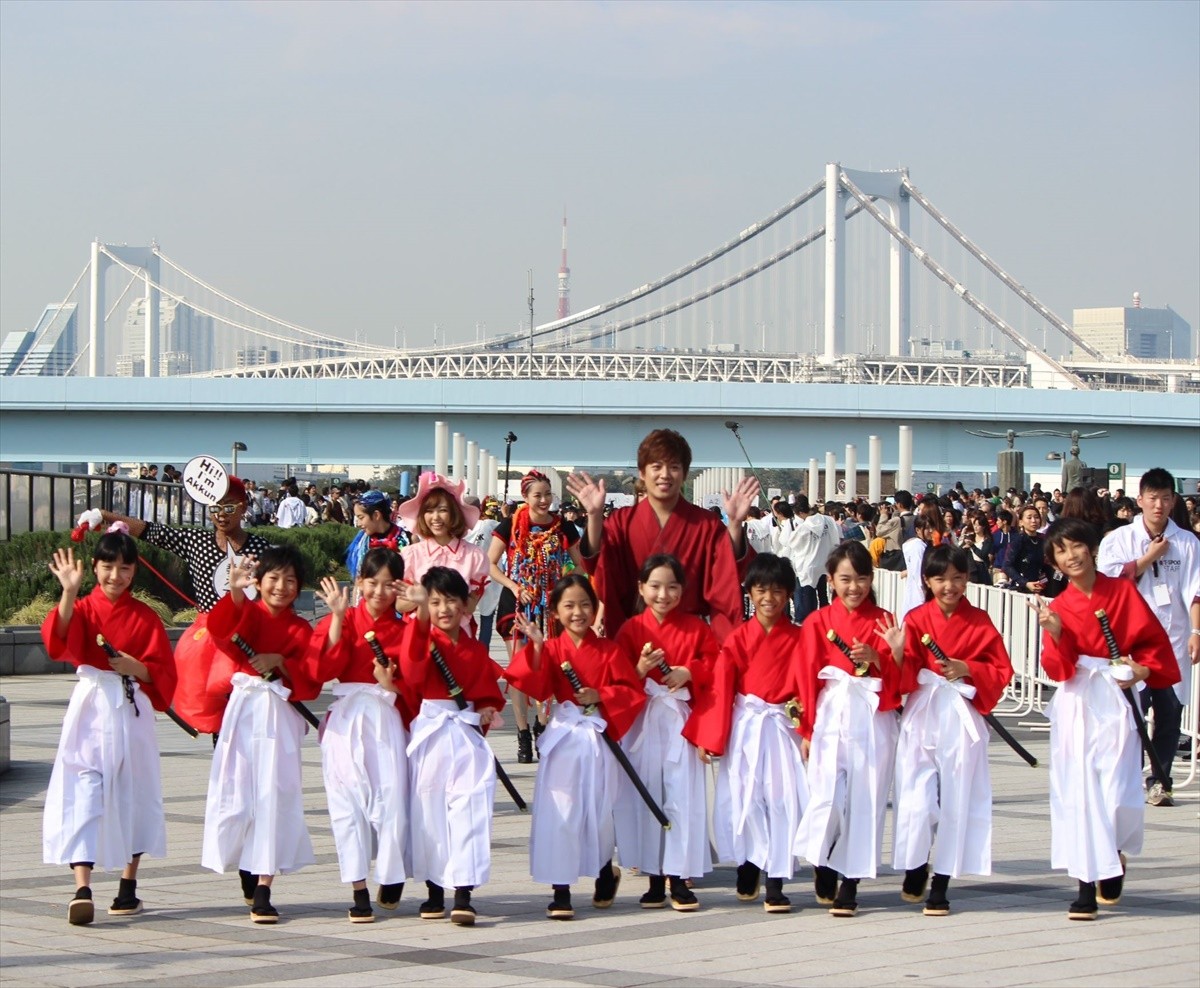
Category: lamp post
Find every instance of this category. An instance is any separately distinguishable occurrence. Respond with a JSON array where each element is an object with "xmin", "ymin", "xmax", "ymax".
[
  {"xmin": 231, "ymin": 441, "xmax": 247, "ymax": 477},
  {"xmin": 503, "ymin": 431, "xmax": 518, "ymax": 502}
]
